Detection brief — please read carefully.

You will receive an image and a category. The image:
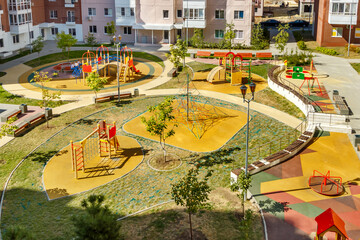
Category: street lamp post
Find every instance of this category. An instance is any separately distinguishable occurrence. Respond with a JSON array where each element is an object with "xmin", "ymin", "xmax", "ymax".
[
  {"xmin": 113, "ymin": 34, "xmax": 122, "ymax": 103},
  {"xmin": 240, "ymin": 82, "xmax": 256, "ymax": 201}
]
